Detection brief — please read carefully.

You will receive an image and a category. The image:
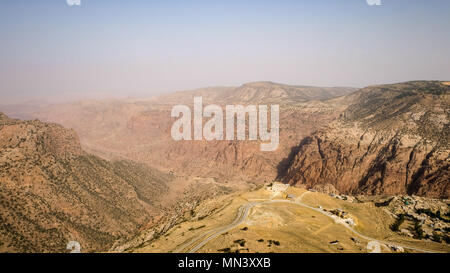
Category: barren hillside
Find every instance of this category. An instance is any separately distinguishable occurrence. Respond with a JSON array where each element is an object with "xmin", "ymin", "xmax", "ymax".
[
  {"xmin": 283, "ymin": 81, "xmax": 450, "ymax": 198},
  {"xmin": 0, "ymin": 113, "xmax": 171, "ymax": 252},
  {"xmin": 3, "ymin": 83, "xmax": 355, "ymax": 183}
]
